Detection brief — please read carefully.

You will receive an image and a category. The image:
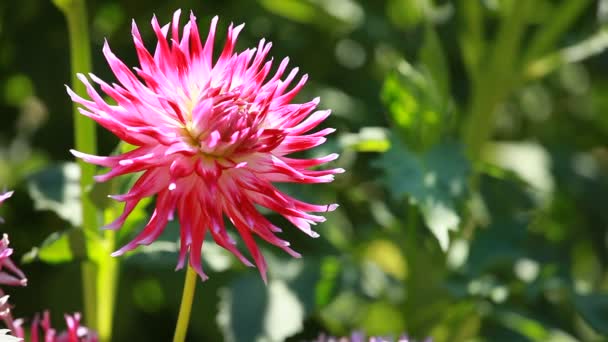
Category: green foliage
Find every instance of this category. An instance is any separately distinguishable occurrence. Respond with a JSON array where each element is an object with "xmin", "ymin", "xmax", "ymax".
[
  {"xmin": 2, "ymin": 0, "xmax": 608, "ymax": 341},
  {"xmin": 26, "ymin": 163, "xmax": 82, "ymax": 227},
  {"xmin": 376, "ymin": 138, "xmax": 469, "ymax": 250},
  {"xmin": 574, "ymin": 294, "xmax": 608, "ymax": 335},
  {"xmin": 22, "ymin": 229, "xmax": 78, "ymax": 264}
]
